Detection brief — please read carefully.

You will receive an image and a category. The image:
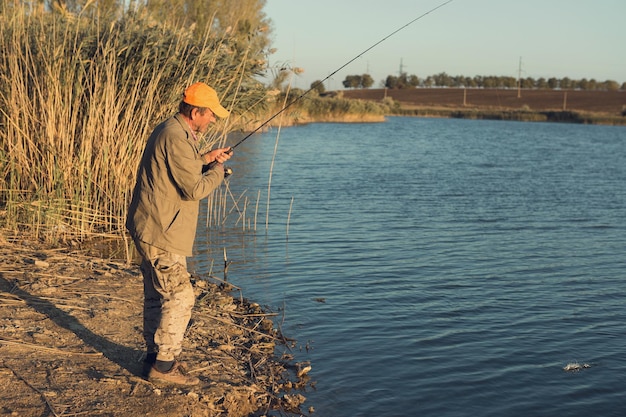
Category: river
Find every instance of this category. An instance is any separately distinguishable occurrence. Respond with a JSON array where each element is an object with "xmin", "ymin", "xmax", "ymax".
[{"xmin": 192, "ymin": 117, "xmax": 626, "ymax": 417}]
